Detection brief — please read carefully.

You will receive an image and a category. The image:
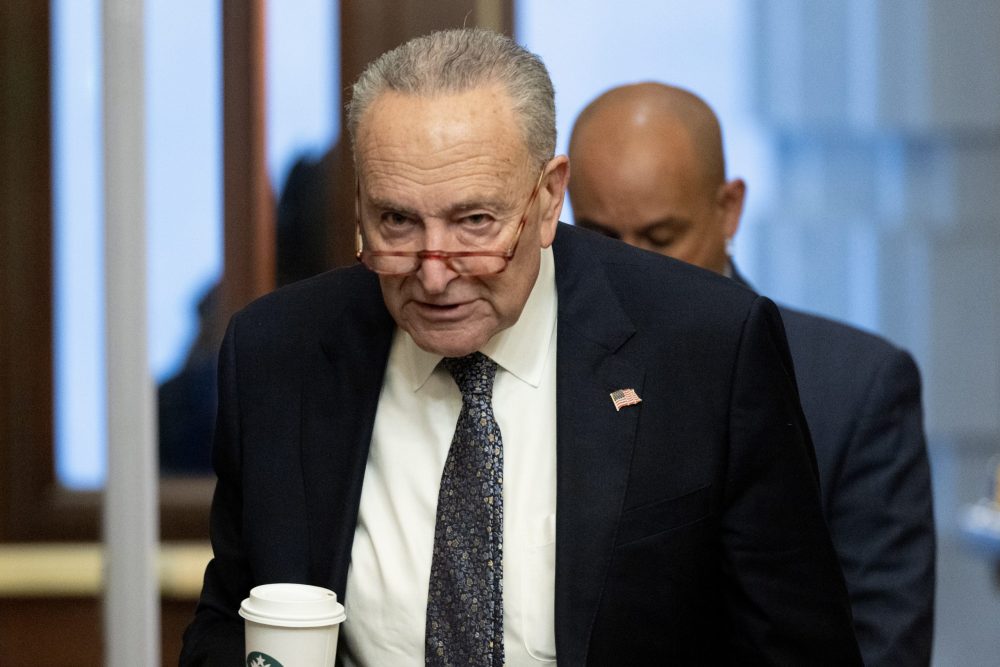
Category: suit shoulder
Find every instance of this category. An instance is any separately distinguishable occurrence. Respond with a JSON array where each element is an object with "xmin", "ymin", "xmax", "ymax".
[
  {"xmin": 777, "ymin": 306, "xmax": 912, "ymax": 366},
  {"xmin": 775, "ymin": 305, "xmax": 922, "ymax": 412}
]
